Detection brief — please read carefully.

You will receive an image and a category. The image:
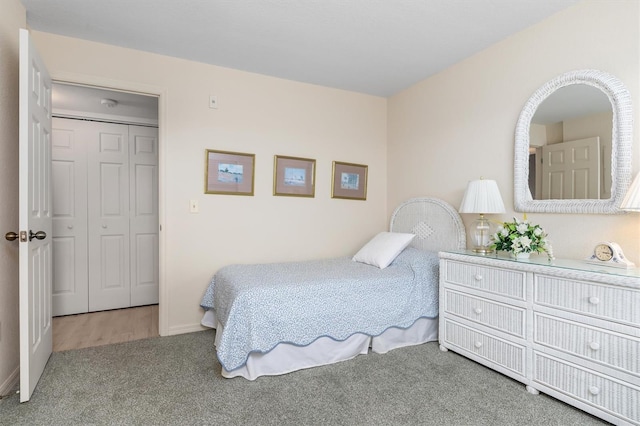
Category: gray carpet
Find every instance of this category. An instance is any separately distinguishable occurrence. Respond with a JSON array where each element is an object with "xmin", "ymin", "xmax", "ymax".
[{"xmin": 0, "ymin": 330, "xmax": 608, "ymax": 425}]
